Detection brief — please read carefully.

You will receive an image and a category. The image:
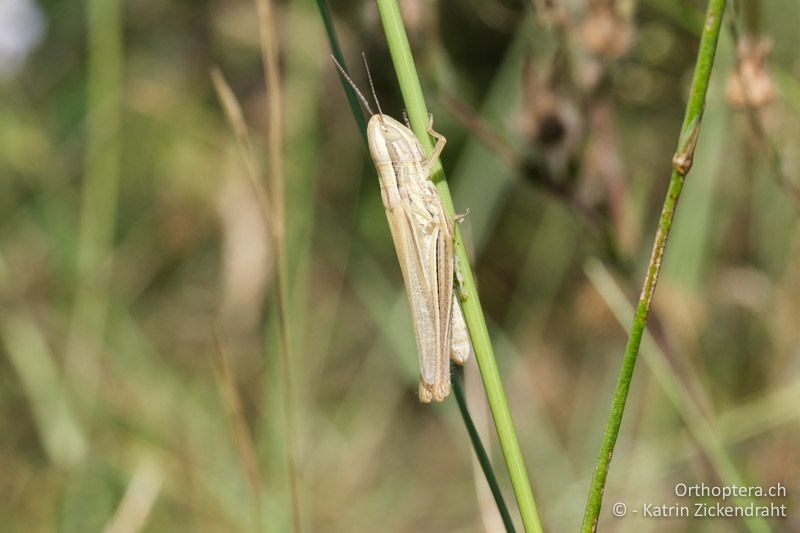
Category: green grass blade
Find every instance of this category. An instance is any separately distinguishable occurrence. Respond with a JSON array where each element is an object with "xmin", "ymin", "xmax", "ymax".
[
  {"xmin": 373, "ymin": 1, "xmax": 543, "ymax": 531},
  {"xmin": 65, "ymin": 0, "xmax": 123, "ymax": 407},
  {"xmin": 313, "ymin": 3, "xmax": 517, "ymax": 526},
  {"xmin": 314, "ymin": 0, "xmax": 368, "ymax": 141},
  {"xmin": 585, "ymin": 259, "xmax": 771, "ymax": 533},
  {"xmin": 2, "ymin": 314, "xmax": 87, "ymax": 467},
  {"xmin": 581, "ymin": 1, "xmax": 729, "ymax": 531},
  {"xmin": 452, "ymin": 368, "xmax": 517, "ymax": 533}
]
